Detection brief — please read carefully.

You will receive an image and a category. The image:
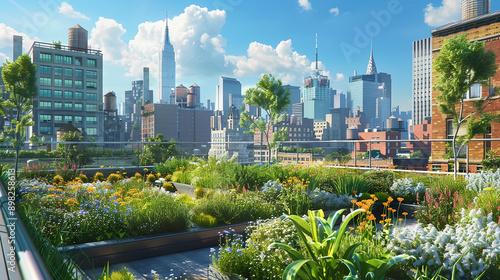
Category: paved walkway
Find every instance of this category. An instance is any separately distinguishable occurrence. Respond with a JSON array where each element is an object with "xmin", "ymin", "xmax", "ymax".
[{"xmin": 84, "ymin": 247, "xmax": 214, "ymax": 280}]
